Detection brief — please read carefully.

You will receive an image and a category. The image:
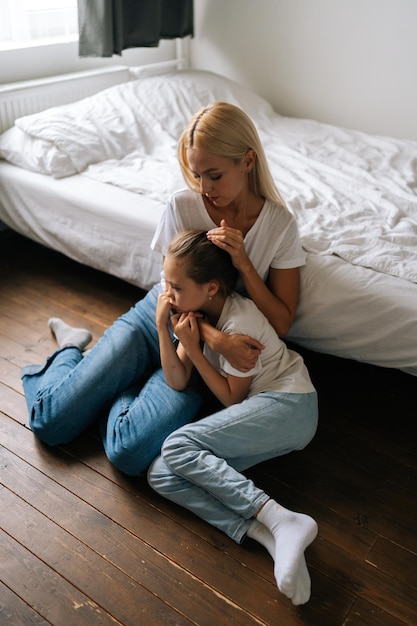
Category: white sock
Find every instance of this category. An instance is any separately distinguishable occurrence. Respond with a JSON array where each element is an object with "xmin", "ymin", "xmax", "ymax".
[
  {"xmin": 48, "ymin": 317, "xmax": 92, "ymax": 351},
  {"xmin": 247, "ymin": 519, "xmax": 275, "ymax": 558},
  {"xmin": 247, "ymin": 519, "xmax": 313, "ymax": 605},
  {"xmin": 256, "ymin": 500, "xmax": 317, "ymax": 602},
  {"xmin": 291, "ymin": 555, "xmax": 311, "ymax": 606}
]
